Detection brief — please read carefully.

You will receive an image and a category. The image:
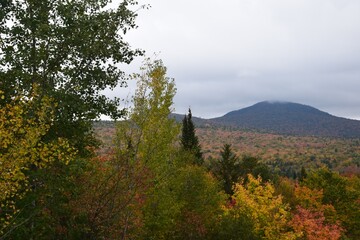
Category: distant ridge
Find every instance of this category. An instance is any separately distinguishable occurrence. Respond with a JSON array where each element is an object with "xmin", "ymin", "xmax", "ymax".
[{"xmin": 173, "ymin": 101, "xmax": 360, "ymax": 138}]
